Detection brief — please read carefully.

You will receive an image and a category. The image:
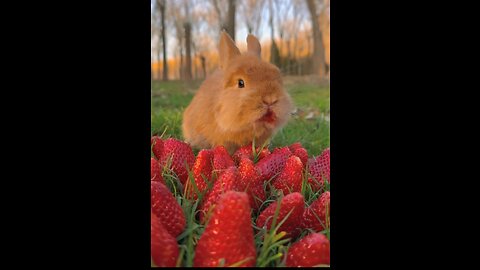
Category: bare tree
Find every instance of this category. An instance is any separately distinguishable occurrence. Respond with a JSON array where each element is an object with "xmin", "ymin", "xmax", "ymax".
[
  {"xmin": 226, "ymin": 0, "xmax": 236, "ymax": 40},
  {"xmin": 319, "ymin": 0, "xmax": 330, "ymax": 75},
  {"xmin": 211, "ymin": 0, "xmax": 227, "ymax": 36},
  {"xmin": 183, "ymin": 1, "xmax": 193, "ymax": 81},
  {"xmin": 269, "ymin": 0, "xmax": 280, "ymax": 66},
  {"xmin": 169, "ymin": 0, "xmax": 186, "ymax": 79},
  {"xmin": 241, "ymin": 0, "xmax": 265, "ymax": 35},
  {"xmin": 151, "ymin": 6, "xmax": 156, "ymax": 80},
  {"xmin": 157, "ymin": 0, "xmax": 168, "ymax": 81},
  {"xmin": 211, "ymin": 0, "xmax": 235, "ymax": 40},
  {"xmin": 306, "ymin": 0, "xmax": 326, "ymax": 78},
  {"xmin": 200, "ymin": 55, "xmax": 206, "ymax": 78},
  {"xmin": 184, "ymin": 22, "xmax": 193, "ymax": 80}
]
